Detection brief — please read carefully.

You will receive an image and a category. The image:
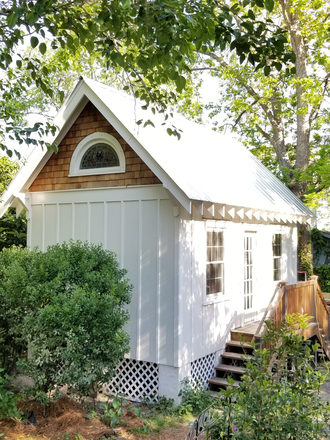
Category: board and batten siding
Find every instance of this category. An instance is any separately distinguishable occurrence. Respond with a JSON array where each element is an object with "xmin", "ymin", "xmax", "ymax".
[
  {"xmin": 28, "ymin": 186, "xmax": 177, "ymax": 367},
  {"xmin": 176, "ymin": 214, "xmax": 298, "ymax": 367}
]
